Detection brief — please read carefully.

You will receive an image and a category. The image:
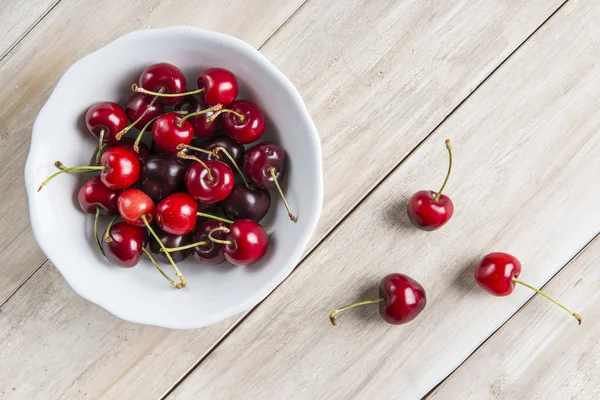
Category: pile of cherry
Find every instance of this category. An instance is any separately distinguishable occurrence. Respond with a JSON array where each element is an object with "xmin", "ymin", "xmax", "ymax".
[
  {"xmin": 330, "ymin": 140, "xmax": 582, "ymax": 327},
  {"xmin": 38, "ymin": 63, "xmax": 297, "ymax": 289}
]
